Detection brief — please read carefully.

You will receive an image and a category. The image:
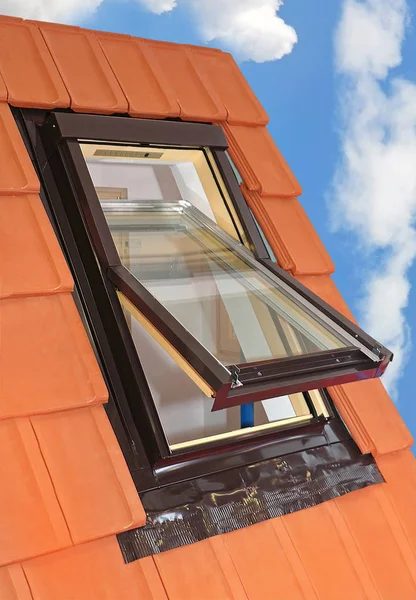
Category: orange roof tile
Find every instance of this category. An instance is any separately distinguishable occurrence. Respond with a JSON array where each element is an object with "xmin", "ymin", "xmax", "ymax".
[
  {"xmin": 0, "ymin": 564, "xmax": 33, "ymax": 600},
  {"xmin": 22, "ymin": 537, "xmax": 167, "ymax": 600},
  {"xmin": 31, "ymin": 405, "xmax": 145, "ymax": 544},
  {"xmin": 0, "ymin": 194, "xmax": 73, "ymax": 299},
  {"xmin": 0, "ymin": 417, "xmax": 71, "ymax": 566},
  {"xmin": 96, "ymin": 32, "xmax": 180, "ymax": 119},
  {"xmin": 242, "ymin": 187, "xmax": 335, "ymax": 275},
  {"xmin": 189, "ymin": 47, "xmax": 269, "ymax": 126},
  {"xmin": 0, "ymin": 103, "xmax": 39, "ymax": 194},
  {"xmin": 0, "ymin": 17, "xmax": 69, "ymax": 109},
  {"xmin": 0, "ymin": 14, "xmax": 414, "ymax": 600},
  {"xmin": 0, "ymin": 293, "xmax": 107, "ymax": 418},
  {"xmin": 36, "ymin": 22, "xmax": 128, "ymax": 115},
  {"xmin": 139, "ymin": 40, "xmax": 226, "ymax": 122},
  {"xmin": 224, "ymin": 122, "xmax": 302, "ymax": 197}
]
